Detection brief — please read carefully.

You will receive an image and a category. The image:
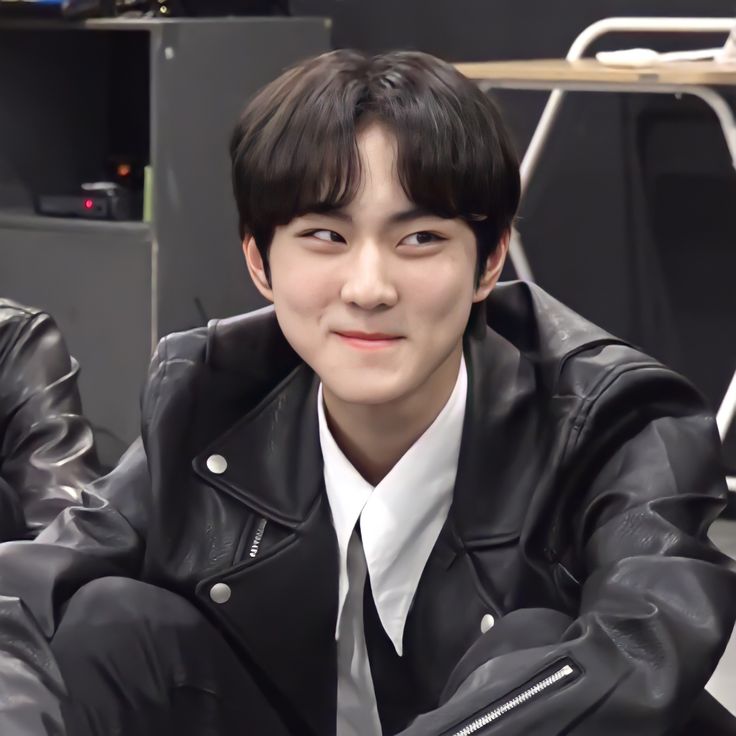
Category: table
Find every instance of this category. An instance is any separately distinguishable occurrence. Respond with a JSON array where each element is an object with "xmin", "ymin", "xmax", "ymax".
[{"xmin": 456, "ymin": 57, "xmax": 736, "ymax": 86}]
